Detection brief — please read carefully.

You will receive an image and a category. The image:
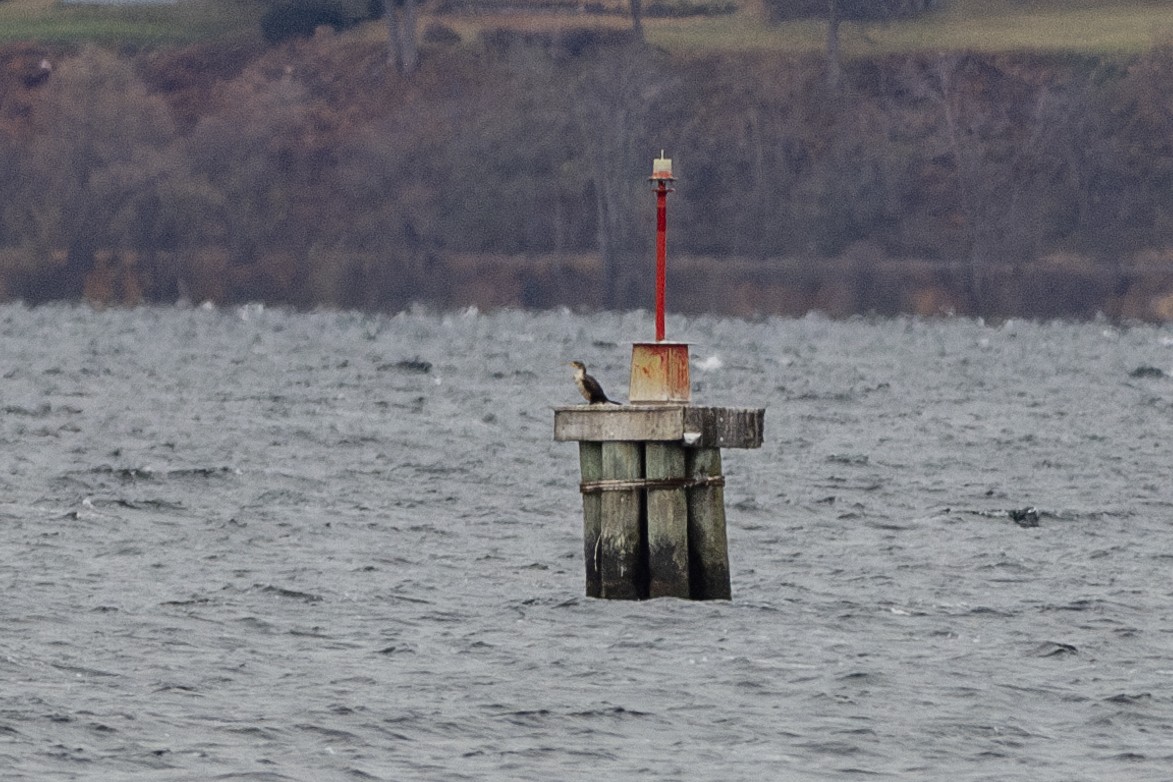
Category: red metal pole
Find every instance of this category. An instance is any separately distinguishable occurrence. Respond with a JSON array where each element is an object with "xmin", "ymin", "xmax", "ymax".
[{"xmin": 655, "ymin": 180, "xmax": 668, "ymax": 342}]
